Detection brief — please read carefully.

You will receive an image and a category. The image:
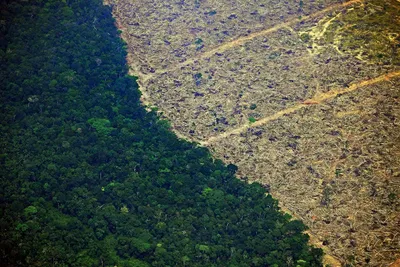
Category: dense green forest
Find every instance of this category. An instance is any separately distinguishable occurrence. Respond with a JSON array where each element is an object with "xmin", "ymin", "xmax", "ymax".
[{"xmin": 0, "ymin": 0, "xmax": 323, "ymax": 266}]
